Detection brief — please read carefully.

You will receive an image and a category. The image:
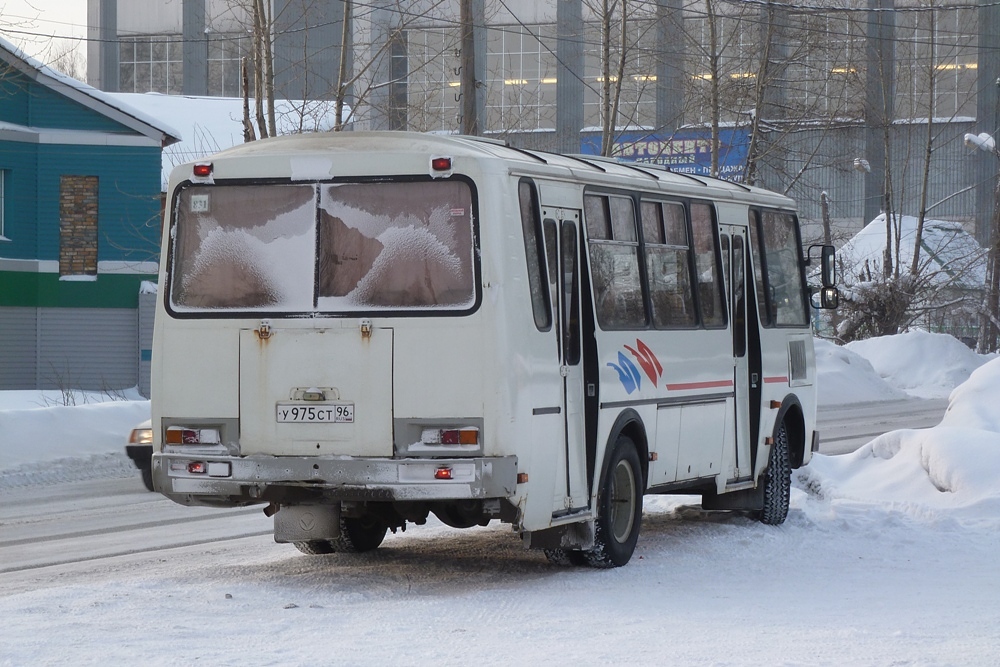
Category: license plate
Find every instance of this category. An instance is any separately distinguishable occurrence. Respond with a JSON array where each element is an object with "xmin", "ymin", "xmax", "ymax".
[{"xmin": 276, "ymin": 403, "xmax": 354, "ymax": 423}]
